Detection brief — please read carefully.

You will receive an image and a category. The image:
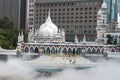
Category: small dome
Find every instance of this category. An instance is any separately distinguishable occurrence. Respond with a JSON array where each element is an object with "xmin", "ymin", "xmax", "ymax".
[
  {"xmin": 39, "ymin": 11, "xmax": 58, "ymax": 36},
  {"xmin": 102, "ymin": 2, "xmax": 107, "ymax": 8}
]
